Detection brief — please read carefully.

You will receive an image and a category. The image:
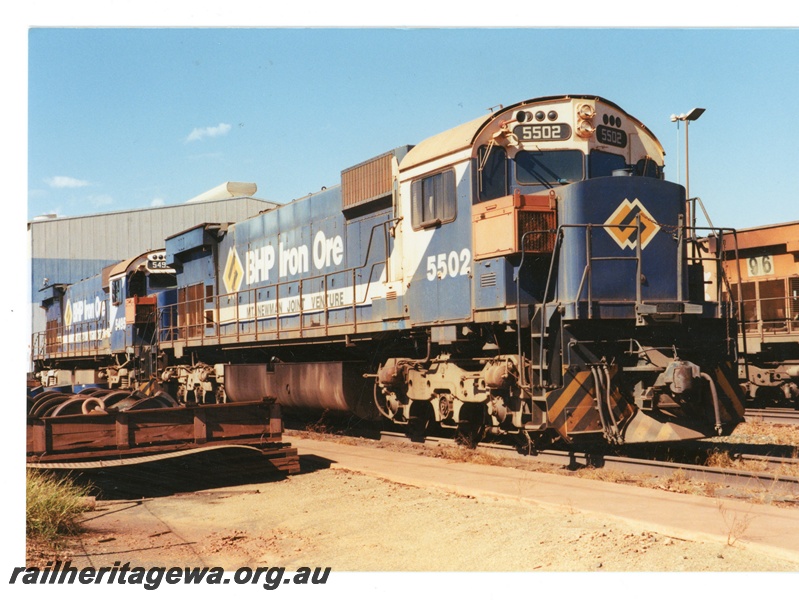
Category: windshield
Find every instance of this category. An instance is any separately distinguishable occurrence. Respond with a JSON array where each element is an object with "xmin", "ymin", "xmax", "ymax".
[
  {"xmin": 589, "ymin": 150, "xmax": 627, "ymax": 178},
  {"xmin": 148, "ymin": 273, "xmax": 177, "ymax": 291},
  {"xmin": 515, "ymin": 150, "xmax": 583, "ymax": 187}
]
